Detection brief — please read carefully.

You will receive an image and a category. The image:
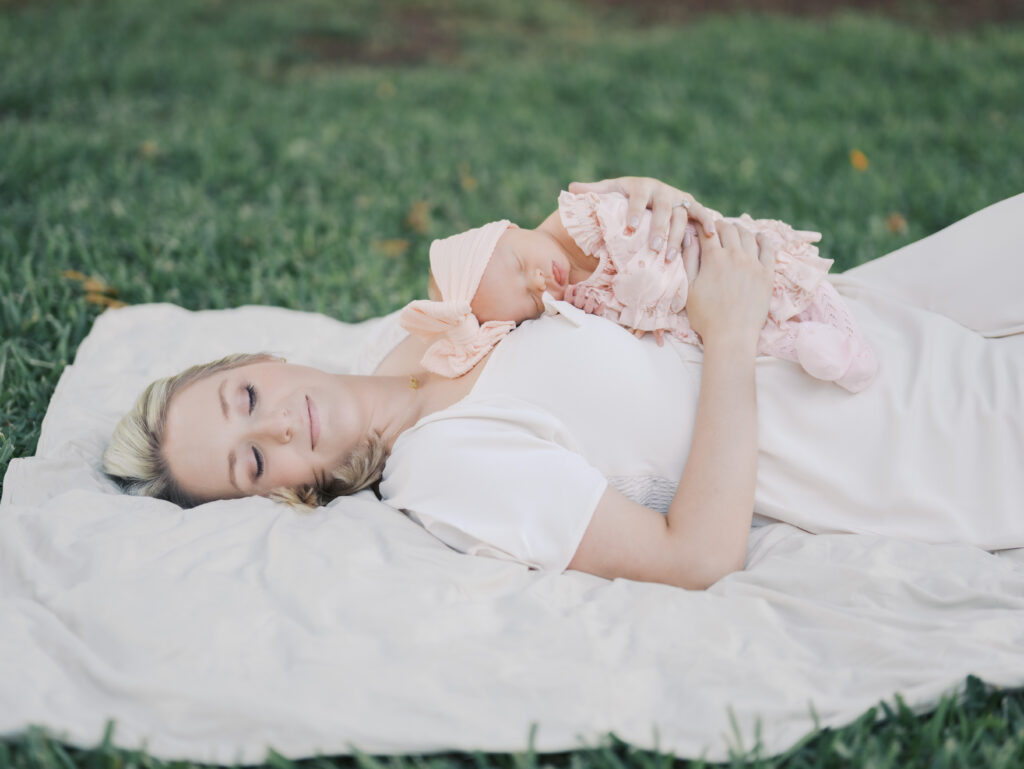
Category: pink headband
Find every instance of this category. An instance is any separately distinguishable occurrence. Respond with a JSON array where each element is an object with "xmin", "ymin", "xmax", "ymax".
[{"xmin": 399, "ymin": 220, "xmax": 516, "ymax": 378}]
